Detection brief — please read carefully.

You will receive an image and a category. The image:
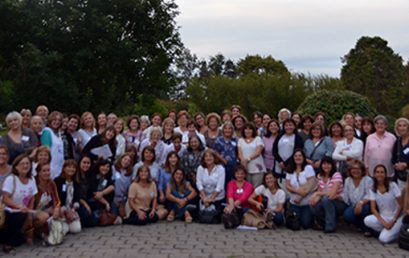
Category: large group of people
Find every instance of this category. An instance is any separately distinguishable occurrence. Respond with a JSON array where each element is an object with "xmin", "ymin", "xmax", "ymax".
[{"xmin": 0, "ymin": 105, "xmax": 409, "ymax": 253}]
